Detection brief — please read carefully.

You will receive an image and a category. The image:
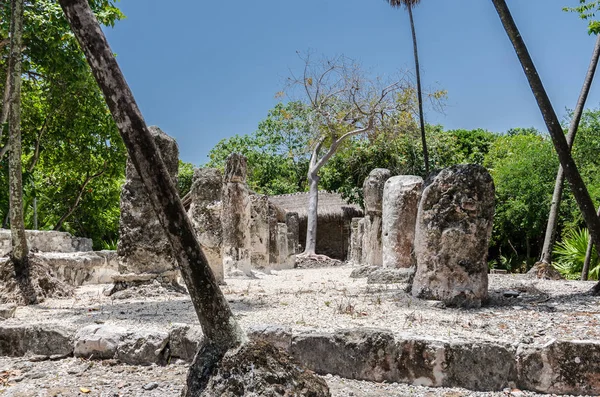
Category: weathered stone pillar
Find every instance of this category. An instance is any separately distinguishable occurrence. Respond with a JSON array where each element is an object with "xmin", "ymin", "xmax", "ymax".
[
  {"xmin": 188, "ymin": 167, "xmax": 224, "ymax": 283},
  {"xmin": 412, "ymin": 164, "xmax": 495, "ymax": 308},
  {"xmin": 117, "ymin": 126, "xmax": 179, "ymax": 283},
  {"xmin": 277, "ymin": 223, "xmax": 290, "ymax": 269},
  {"xmin": 382, "ymin": 176, "xmax": 423, "ymax": 268},
  {"xmin": 221, "ymin": 153, "xmax": 252, "ymax": 277},
  {"xmin": 268, "ymin": 203, "xmax": 279, "ymax": 270},
  {"xmin": 286, "ymin": 212, "xmax": 299, "ymax": 269},
  {"xmin": 249, "ymin": 195, "xmax": 270, "ymax": 272},
  {"xmin": 349, "ymin": 218, "xmax": 364, "ymax": 265},
  {"xmin": 361, "ymin": 168, "xmax": 391, "ymax": 267}
]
